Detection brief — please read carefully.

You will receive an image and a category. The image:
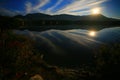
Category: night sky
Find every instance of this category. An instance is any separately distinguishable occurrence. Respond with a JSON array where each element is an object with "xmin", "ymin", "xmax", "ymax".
[{"xmin": 0, "ymin": 0, "xmax": 120, "ymax": 19}]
